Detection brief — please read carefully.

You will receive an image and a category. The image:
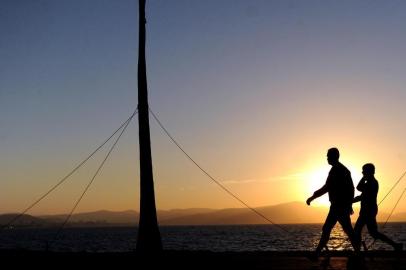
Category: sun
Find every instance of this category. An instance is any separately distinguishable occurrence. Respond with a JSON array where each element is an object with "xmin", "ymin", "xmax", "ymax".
[
  {"xmin": 302, "ymin": 161, "xmax": 363, "ymax": 208},
  {"xmin": 305, "ymin": 166, "xmax": 331, "ymax": 207}
]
